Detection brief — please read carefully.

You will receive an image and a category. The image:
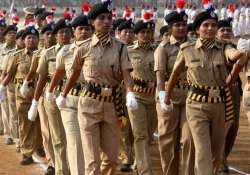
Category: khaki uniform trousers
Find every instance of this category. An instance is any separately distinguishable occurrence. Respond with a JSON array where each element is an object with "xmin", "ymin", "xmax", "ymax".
[
  {"xmin": 127, "ymin": 96, "xmax": 156, "ymax": 175},
  {"xmin": 120, "ymin": 85, "xmax": 134, "ymax": 165},
  {"xmin": 78, "ymin": 96, "xmax": 120, "ymax": 175},
  {"xmin": 120, "ymin": 119, "xmax": 134, "ymax": 164},
  {"xmin": 7, "ymin": 83, "xmax": 18, "ymax": 140},
  {"xmin": 60, "ymin": 95, "xmax": 84, "ymax": 175},
  {"xmin": 44, "ymin": 93, "xmax": 69, "ymax": 175},
  {"xmin": 16, "ymin": 87, "xmax": 39, "ymax": 157},
  {"xmin": 37, "ymin": 96, "xmax": 55, "ymax": 167},
  {"xmin": 156, "ymin": 88, "xmax": 194, "ymax": 175},
  {"xmin": 186, "ymin": 100, "xmax": 226, "ymax": 175},
  {"xmin": 1, "ymin": 88, "xmax": 10, "ymax": 138},
  {"xmin": 224, "ymin": 85, "xmax": 240, "ymax": 159}
]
